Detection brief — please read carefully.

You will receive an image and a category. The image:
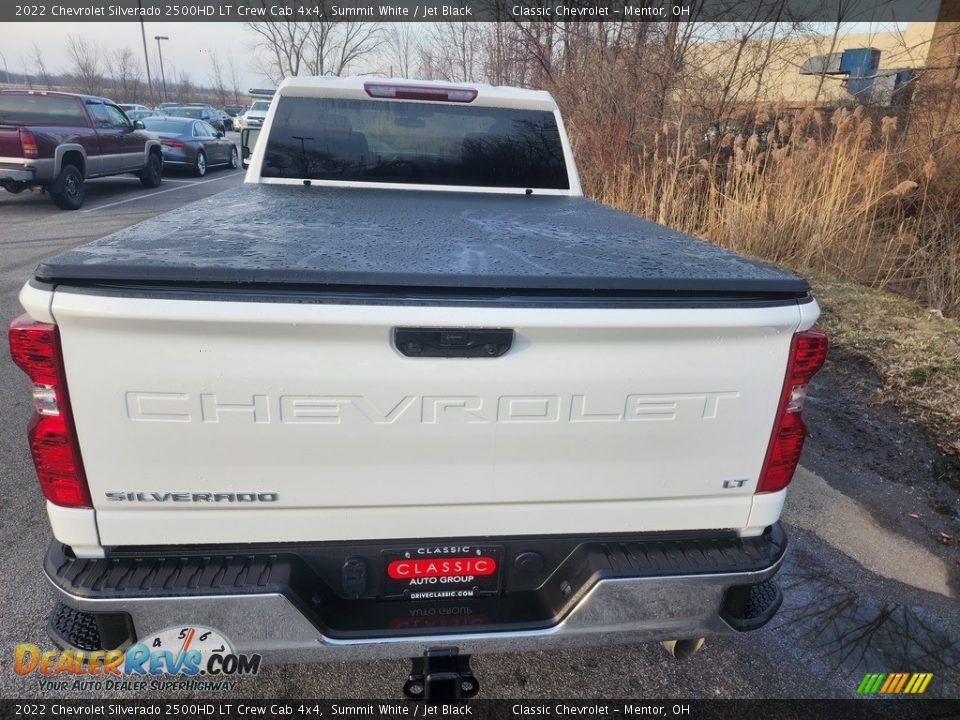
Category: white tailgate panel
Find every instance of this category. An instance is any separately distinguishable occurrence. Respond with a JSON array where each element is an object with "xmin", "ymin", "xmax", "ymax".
[{"xmin": 51, "ymin": 292, "xmax": 802, "ymax": 545}]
